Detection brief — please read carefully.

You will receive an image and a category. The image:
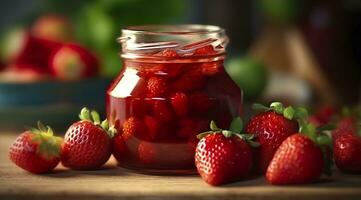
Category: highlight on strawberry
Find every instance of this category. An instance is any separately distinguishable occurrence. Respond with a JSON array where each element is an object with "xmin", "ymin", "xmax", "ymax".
[
  {"xmin": 266, "ymin": 122, "xmax": 333, "ymax": 185},
  {"xmin": 61, "ymin": 107, "xmax": 116, "ymax": 170},
  {"xmin": 9, "ymin": 121, "xmax": 63, "ymax": 174},
  {"xmin": 245, "ymin": 102, "xmax": 308, "ymax": 173},
  {"xmin": 195, "ymin": 118, "xmax": 259, "ymax": 186}
]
